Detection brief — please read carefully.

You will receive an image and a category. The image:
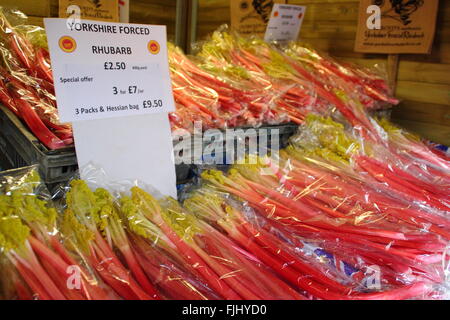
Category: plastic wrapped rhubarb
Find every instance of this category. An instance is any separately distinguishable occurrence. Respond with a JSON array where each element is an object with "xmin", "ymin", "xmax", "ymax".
[
  {"xmin": 375, "ymin": 118, "xmax": 450, "ymax": 188},
  {"xmin": 0, "ymin": 8, "xmax": 72, "ymax": 149},
  {"xmin": 0, "ymin": 9, "xmax": 54, "ymax": 91},
  {"xmin": 283, "ymin": 42, "xmax": 399, "ymax": 109},
  {"xmin": 60, "ymin": 180, "xmax": 164, "ymax": 300},
  {"xmin": 184, "ymin": 186, "xmax": 447, "ymax": 300},
  {"xmin": 290, "ymin": 114, "xmax": 450, "ymax": 214},
  {"xmin": 59, "ymin": 175, "xmax": 221, "ymax": 300},
  {"xmin": 129, "ymin": 186, "xmax": 305, "ymax": 300},
  {"xmin": 197, "ymin": 30, "xmax": 318, "ymax": 125},
  {"xmin": 195, "ymin": 32, "xmax": 294, "ymax": 126},
  {"xmin": 169, "ymin": 42, "xmax": 289, "ymax": 131},
  {"xmin": 0, "ymin": 166, "xmax": 116, "ymax": 300},
  {"xmin": 2, "ymin": 70, "xmax": 72, "ymax": 149},
  {"xmin": 200, "ymin": 149, "xmax": 449, "ymax": 299},
  {"xmin": 288, "ymin": 114, "xmax": 450, "ymax": 231},
  {"xmin": 119, "ymin": 189, "xmax": 222, "ymax": 300},
  {"xmin": 169, "ymin": 43, "xmax": 225, "ymax": 131},
  {"xmin": 196, "ymin": 29, "xmax": 384, "ymax": 140}
]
